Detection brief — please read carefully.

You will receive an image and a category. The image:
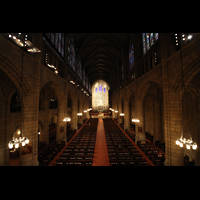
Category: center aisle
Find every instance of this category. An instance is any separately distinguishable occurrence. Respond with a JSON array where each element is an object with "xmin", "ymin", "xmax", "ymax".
[{"xmin": 92, "ymin": 118, "xmax": 110, "ymax": 166}]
